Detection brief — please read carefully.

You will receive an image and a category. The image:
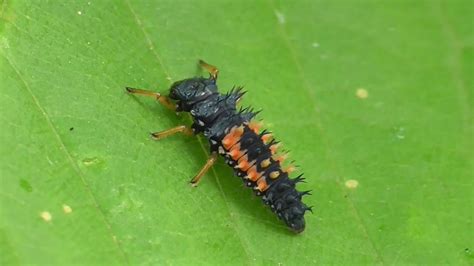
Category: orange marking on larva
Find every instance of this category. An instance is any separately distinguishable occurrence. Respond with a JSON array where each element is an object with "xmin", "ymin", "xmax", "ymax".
[
  {"xmin": 247, "ymin": 165, "xmax": 262, "ymax": 181},
  {"xmin": 284, "ymin": 165, "xmax": 296, "ymax": 173},
  {"xmin": 243, "ymin": 160, "xmax": 256, "ymax": 171},
  {"xmin": 223, "ymin": 126, "xmax": 245, "ymax": 149},
  {"xmin": 260, "ymin": 158, "xmax": 271, "ymax": 168},
  {"xmin": 238, "ymin": 162, "xmax": 248, "ymax": 170},
  {"xmin": 225, "ymin": 126, "xmax": 236, "ymax": 136},
  {"xmin": 229, "ymin": 143, "xmax": 241, "ymax": 159},
  {"xmin": 269, "ymin": 171, "xmax": 280, "ymax": 179},
  {"xmin": 222, "ymin": 136, "xmax": 233, "ymax": 149},
  {"xmin": 230, "ymin": 125, "xmax": 244, "ymax": 139},
  {"xmin": 248, "ymin": 121, "xmax": 262, "ymax": 134},
  {"xmin": 229, "ymin": 149, "xmax": 240, "ymax": 160},
  {"xmin": 261, "ymin": 134, "xmax": 272, "ymax": 143},
  {"xmin": 237, "ymin": 155, "xmax": 251, "ymax": 171},
  {"xmin": 237, "ymin": 154, "xmax": 248, "ymax": 164},
  {"xmin": 257, "ymin": 178, "xmax": 268, "ymax": 191},
  {"xmin": 223, "ymin": 135, "xmax": 237, "ymax": 149},
  {"xmin": 270, "ymin": 143, "xmax": 281, "ymax": 154},
  {"xmin": 235, "ymin": 125, "xmax": 245, "ymax": 135},
  {"xmin": 274, "ymin": 153, "xmax": 288, "ymax": 163}
]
